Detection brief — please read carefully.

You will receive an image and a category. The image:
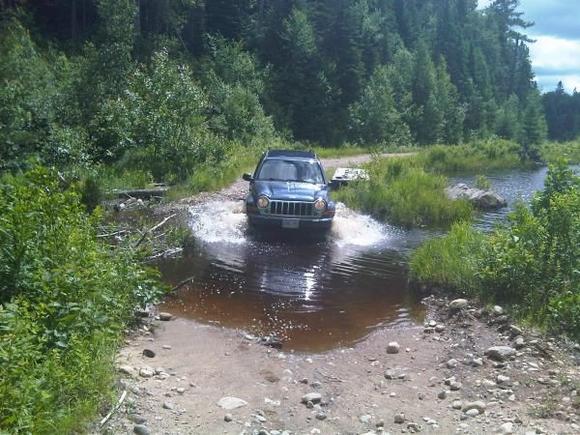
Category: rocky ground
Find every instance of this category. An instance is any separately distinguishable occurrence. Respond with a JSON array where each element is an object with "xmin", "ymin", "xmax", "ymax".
[{"xmin": 97, "ymin": 297, "xmax": 579, "ymax": 435}]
